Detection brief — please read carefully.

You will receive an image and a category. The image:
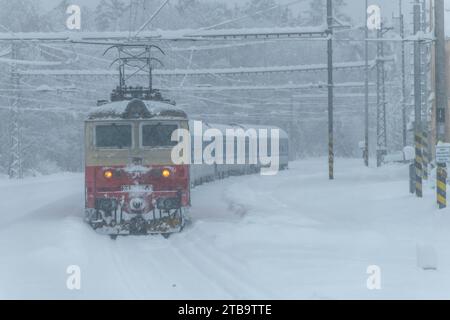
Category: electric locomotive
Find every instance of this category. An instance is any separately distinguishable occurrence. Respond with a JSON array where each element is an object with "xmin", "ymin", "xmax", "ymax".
[{"xmin": 85, "ymin": 88, "xmax": 189, "ymax": 239}]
